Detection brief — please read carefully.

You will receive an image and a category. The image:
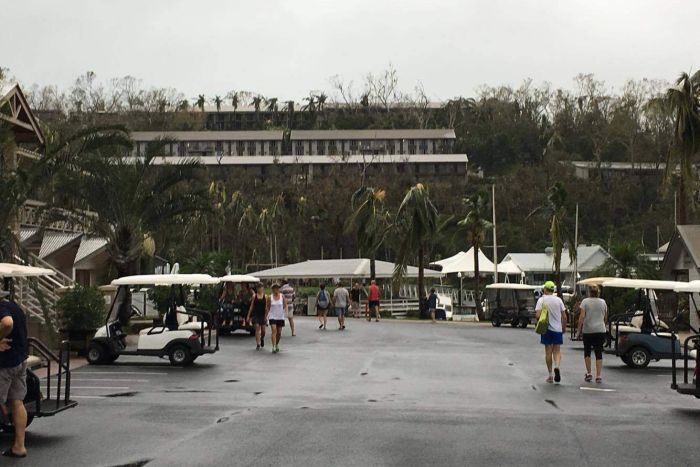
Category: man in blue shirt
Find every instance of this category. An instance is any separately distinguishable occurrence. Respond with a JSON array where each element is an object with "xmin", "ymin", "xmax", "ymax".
[
  {"xmin": 0, "ymin": 291, "xmax": 29, "ymax": 458},
  {"xmin": 428, "ymin": 288, "xmax": 439, "ymax": 323}
]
